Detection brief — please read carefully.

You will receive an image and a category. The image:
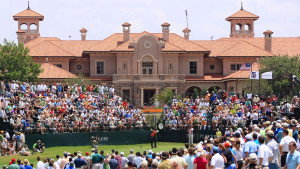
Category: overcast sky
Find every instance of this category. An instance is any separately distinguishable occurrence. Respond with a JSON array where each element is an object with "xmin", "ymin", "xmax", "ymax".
[{"xmin": 1, "ymin": 0, "xmax": 300, "ymax": 42}]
